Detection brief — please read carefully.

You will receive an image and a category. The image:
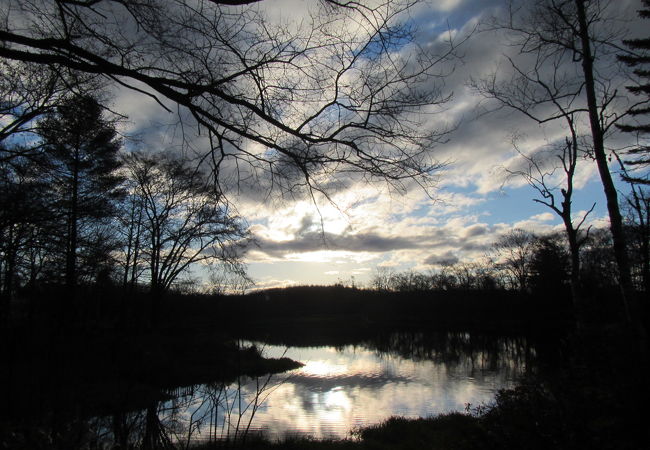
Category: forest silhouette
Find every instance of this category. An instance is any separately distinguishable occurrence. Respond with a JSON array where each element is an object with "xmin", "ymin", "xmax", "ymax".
[{"xmin": 1, "ymin": 0, "xmax": 649, "ymax": 449}]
